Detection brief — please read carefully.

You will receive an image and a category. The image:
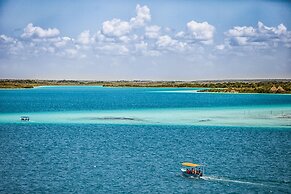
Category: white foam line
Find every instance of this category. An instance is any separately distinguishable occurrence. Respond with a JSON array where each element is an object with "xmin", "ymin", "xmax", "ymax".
[{"xmin": 201, "ymin": 176, "xmax": 265, "ymax": 186}]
